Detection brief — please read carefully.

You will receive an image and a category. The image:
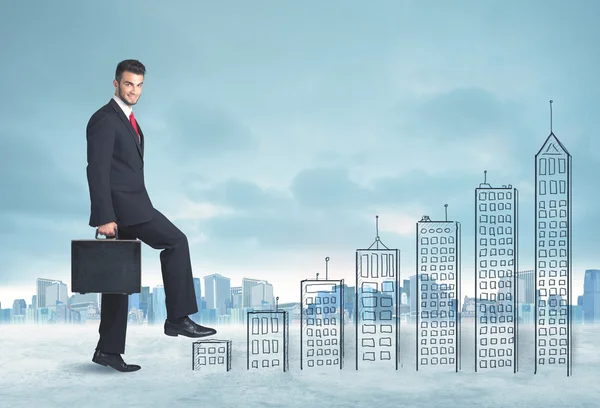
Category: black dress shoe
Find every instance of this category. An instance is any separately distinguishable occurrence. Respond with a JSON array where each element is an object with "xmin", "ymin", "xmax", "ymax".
[
  {"xmin": 92, "ymin": 350, "xmax": 141, "ymax": 372},
  {"xmin": 164, "ymin": 316, "xmax": 217, "ymax": 338}
]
